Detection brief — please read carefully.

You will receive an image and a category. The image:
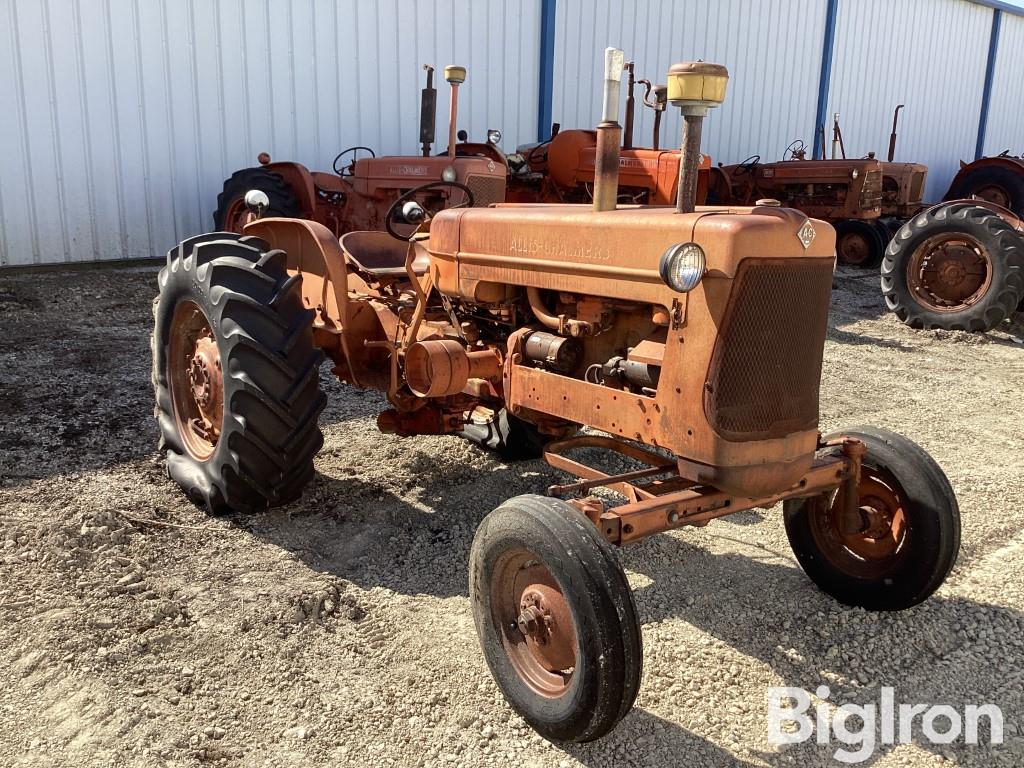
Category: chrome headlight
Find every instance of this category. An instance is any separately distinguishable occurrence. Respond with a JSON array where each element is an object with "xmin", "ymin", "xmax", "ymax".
[
  {"xmin": 659, "ymin": 242, "xmax": 706, "ymax": 292},
  {"xmin": 851, "ymin": 168, "xmax": 860, "ymax": 179},
  {"xmin": 441, "ymin": 165, "xmax": 457, "ymax": 183},
  {"xmin": 487, "ymin": 128, "xmax": 502, "ymax": 145}
]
